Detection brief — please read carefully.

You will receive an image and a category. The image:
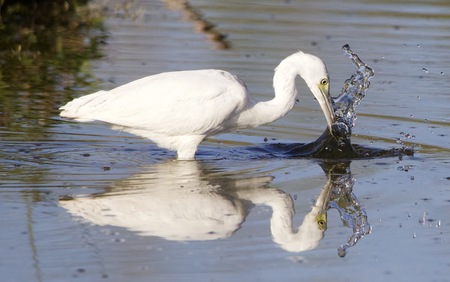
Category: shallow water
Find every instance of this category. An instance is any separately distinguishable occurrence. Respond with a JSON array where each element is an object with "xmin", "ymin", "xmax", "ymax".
[{"xmin": 1, "ymin": 0, "xmax": 450, "ymax": 281}]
